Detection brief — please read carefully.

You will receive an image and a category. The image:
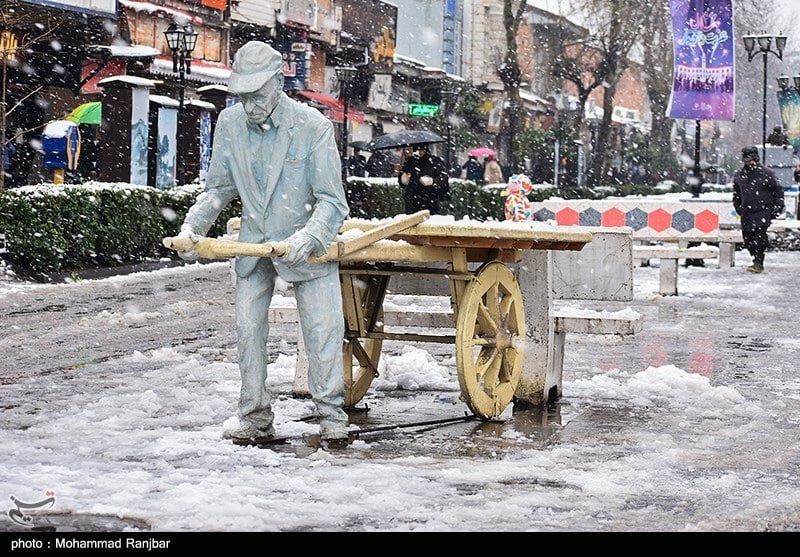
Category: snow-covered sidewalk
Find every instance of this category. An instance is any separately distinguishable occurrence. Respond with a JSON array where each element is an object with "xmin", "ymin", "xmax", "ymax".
[{"xmin": 1, "ymin": 252, "xmax": 799, "ymax": 531}]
